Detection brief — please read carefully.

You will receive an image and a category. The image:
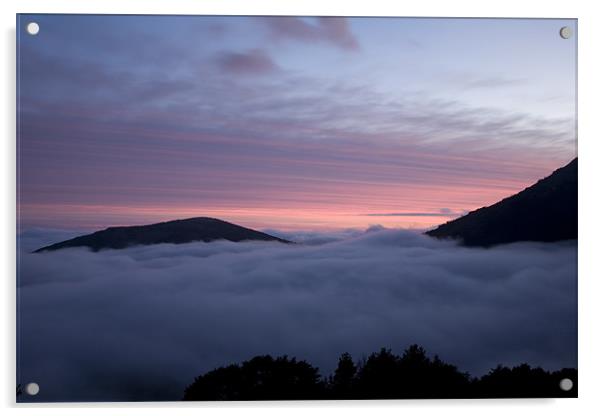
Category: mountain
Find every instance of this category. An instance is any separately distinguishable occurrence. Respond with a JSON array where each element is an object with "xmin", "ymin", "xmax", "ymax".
[
  {"xmin": 34, "ymin": 217, "xmax": 291, "ymax": 252},
  {"xmin": 426, "ymin": 158, "xmax": 577, "ymax": 247}
]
